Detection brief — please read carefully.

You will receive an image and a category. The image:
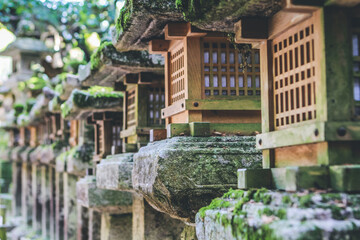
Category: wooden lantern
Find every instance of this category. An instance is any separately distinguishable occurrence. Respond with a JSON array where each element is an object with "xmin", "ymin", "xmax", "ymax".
[
  {"xmin": 149, "ymin": 23, "xmax": 261, "ymax": 135},
  {"xmin": 236, "ymin": 3, "xmax": 360, "ymax": 191},
  {"xmin": 120, "ymin": 72, "xmax": 165, "ymax": 152},
  {"xmin": 87, "ymin": 112, "xmax": 122, "ymax": 163}
]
